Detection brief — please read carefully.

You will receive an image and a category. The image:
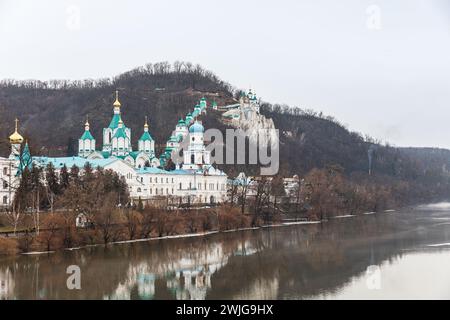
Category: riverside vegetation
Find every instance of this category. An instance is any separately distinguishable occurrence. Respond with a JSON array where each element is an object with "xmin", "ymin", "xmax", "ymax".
[{"xmin": 2, "ymin": 158, "xmax": 450, "ymax": 255}]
